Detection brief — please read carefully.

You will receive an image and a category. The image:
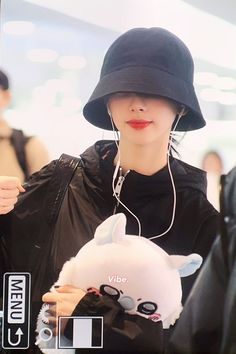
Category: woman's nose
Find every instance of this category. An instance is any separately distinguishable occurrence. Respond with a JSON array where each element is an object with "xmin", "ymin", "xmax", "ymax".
[{"xmin": 129, "ymin": 95, "xmax": 147, "ymax": 112}]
